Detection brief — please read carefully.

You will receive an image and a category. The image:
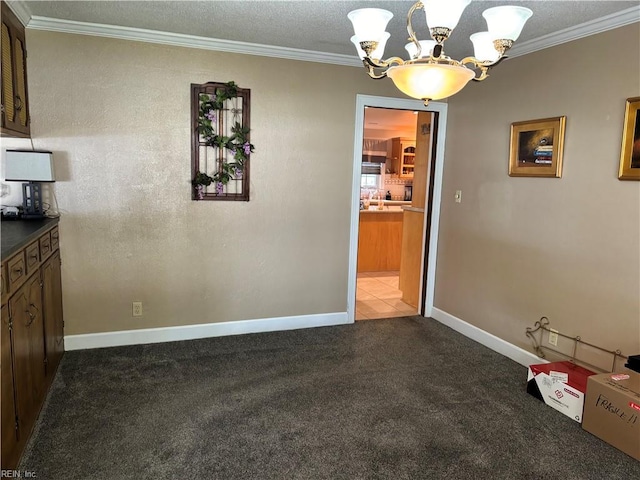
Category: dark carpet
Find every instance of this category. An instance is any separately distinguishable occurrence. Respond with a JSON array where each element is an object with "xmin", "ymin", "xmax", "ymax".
[{"xmin": 20, "ymin": 317, "xmax": 640, "ymax": 479}]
